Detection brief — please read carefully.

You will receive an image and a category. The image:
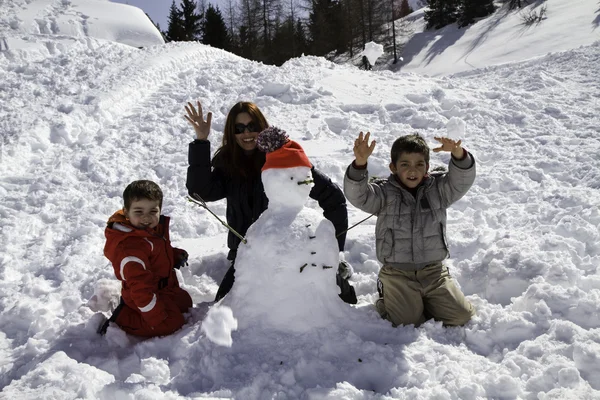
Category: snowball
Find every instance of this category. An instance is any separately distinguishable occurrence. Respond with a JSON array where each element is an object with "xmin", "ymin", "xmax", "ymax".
[
  {"xmin": 360, "ymin": 41, "xmax": 385, "ymax": 67},
  {"xmin": 86, "ymin": 278, "xmax": 121, "ymax": 312},
  {"xmin": 201, "ymin": 305, "xmax": 238, "ymax": 347},
  {"xmin": 446, "ymin": 117, "xmax": 466, "ymax": 140}
]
